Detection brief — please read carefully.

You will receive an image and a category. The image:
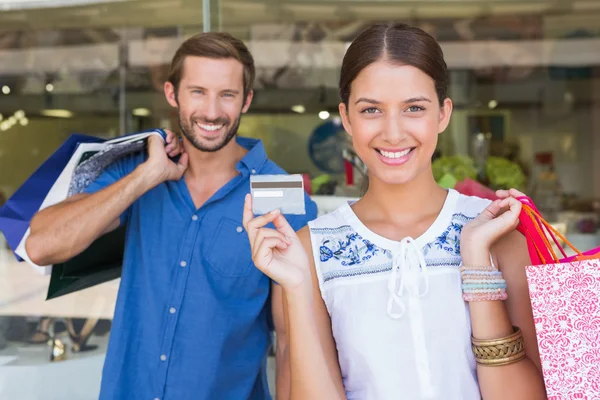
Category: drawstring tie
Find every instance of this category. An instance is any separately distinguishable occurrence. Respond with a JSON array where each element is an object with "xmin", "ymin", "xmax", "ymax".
[
  {"xmin": 386, "ymin": 237, "xmax": 430, "ymax": 318},
  {"xmin": 386, "ymin": 237, "xmax": 436, "ymax": 399}
]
